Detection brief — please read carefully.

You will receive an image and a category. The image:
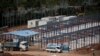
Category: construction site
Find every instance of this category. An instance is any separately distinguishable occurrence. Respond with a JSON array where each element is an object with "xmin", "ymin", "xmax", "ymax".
[
  {"xmin": 0, "ymin": 14, "xmax": 100, "ymax": 56},
  {"xmin": 0, "ymin": 0, "xmax": 100, "ymax": 56}
]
